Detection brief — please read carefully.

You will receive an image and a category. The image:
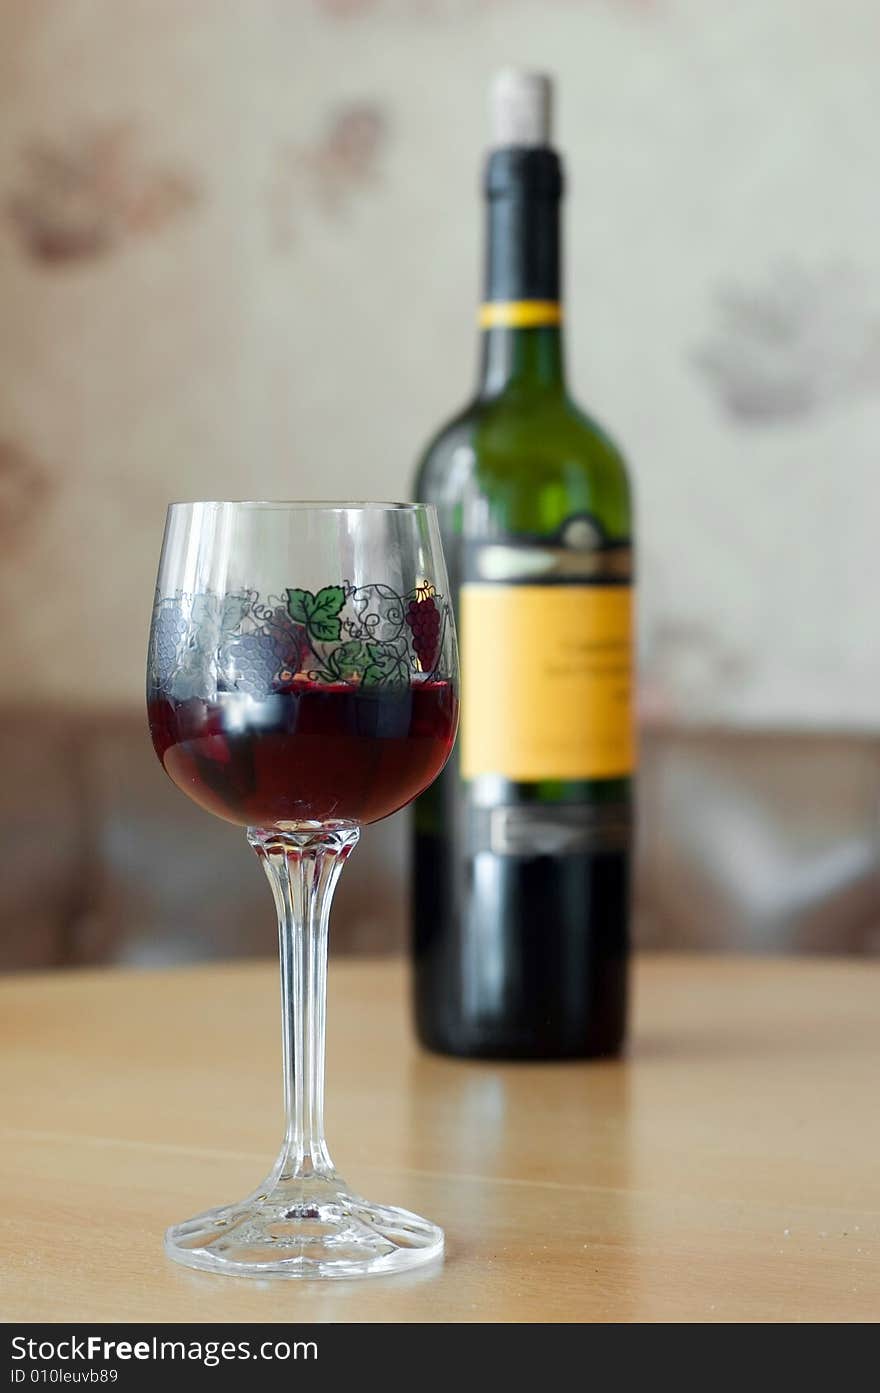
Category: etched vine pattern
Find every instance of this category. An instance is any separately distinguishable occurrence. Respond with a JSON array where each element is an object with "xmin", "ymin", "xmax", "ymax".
[{"xmin": 149, "ymin": 581, "xmax": 448, "ymax": 700}]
